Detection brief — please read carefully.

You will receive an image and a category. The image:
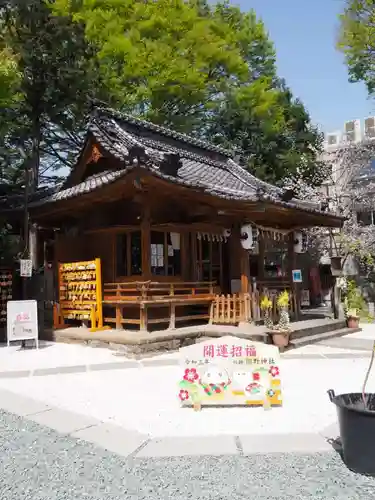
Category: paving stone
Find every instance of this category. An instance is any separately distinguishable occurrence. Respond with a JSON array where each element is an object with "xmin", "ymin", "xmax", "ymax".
[
  {"xmin": 137, "ymin": 435, "xmax": 238, "ymax": 458},
  {"xmin": 0, "ymin": 388, "xmax": 50, "ymax": 416},
  {"xmin": 28, "ymin": 408, "xmax": 100, "ymax": 434},
  {"xmin": 88, "ymin": 361, "xmax": 139, "ymax": 371},
  {"xmin": 0, "ymin": 370, "xmax": 31, "ymax": 379},
  {"xmin": 72, "ymin": 422, "xmax": 148, "ymax": 457},
  {"xmin": 240, "ymin": 433, "xmax": 332, "ymax": 455},
  {"xmin": 32, "ymin": 365, "xmax": 87, "ymax": 376},
  {"xmin": 140, "ymin": 357, "xmax": 179, "ymax": 368},
  {"xmin": 318, "ymin": 337, "xmax": 373, "ymax": 351}
]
